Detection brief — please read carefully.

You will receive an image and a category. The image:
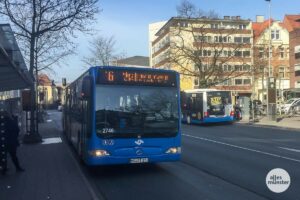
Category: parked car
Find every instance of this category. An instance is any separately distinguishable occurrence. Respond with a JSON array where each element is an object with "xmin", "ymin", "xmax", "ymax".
[
  {"xmin": 291, "ymin": 100, "xmax": 300, "ymax": 114},
  {"xmin": 280, "ymin": 98, "xmax": 300, "ymax": 114}
]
